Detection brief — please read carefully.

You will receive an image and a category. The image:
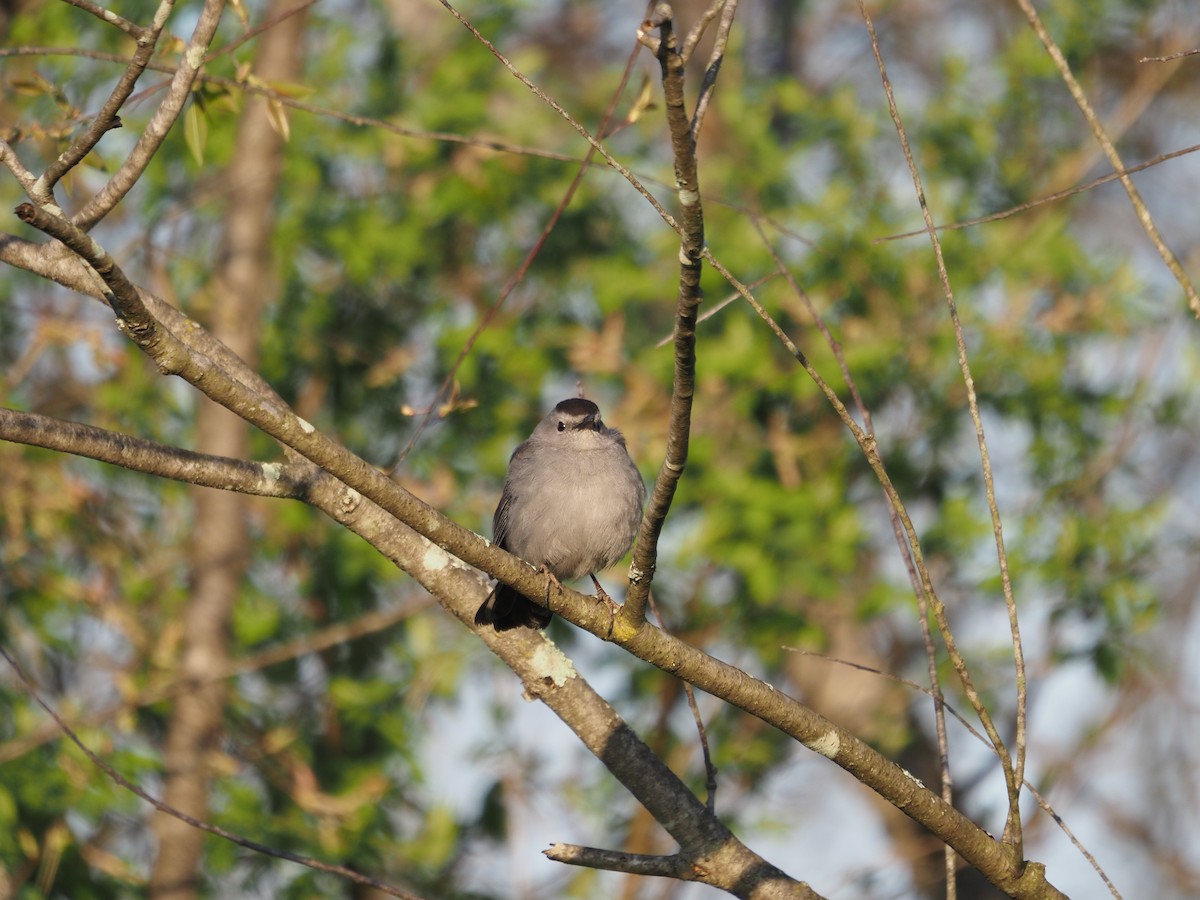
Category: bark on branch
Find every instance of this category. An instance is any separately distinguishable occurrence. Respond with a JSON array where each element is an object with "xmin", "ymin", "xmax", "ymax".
[{"xmin": 624, "ymin": 4, "xmax": 705, "ymax": 628}]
